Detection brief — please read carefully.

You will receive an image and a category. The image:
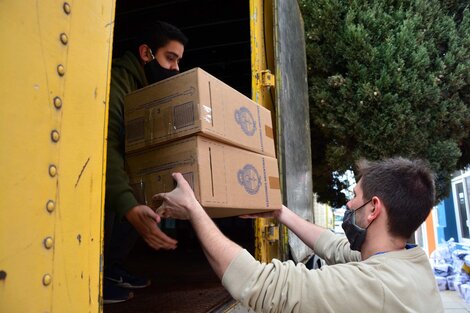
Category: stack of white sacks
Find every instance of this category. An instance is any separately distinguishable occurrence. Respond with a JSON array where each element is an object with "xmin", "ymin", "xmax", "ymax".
[{"xmin": 431, "ymin": 238, "xmax": 470, "ymax": 303}]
